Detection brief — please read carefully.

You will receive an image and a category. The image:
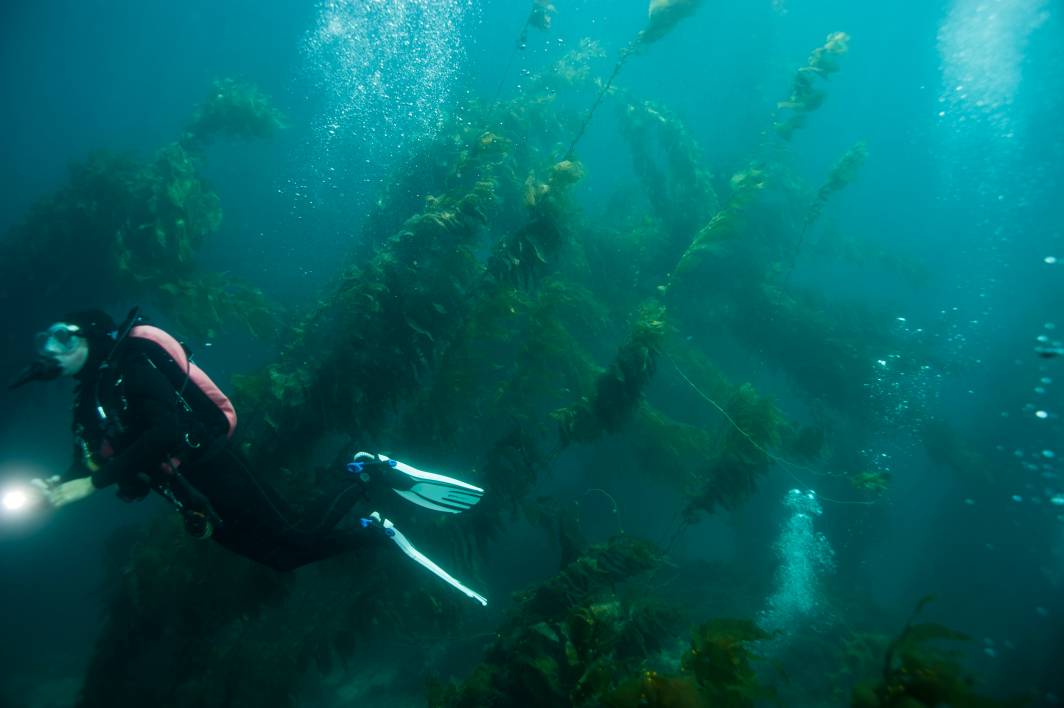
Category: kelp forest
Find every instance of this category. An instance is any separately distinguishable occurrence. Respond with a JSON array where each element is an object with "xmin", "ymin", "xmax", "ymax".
[{"xmin": 0, "ymin": 1, "xmax": 1049, "ymax": 706}]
